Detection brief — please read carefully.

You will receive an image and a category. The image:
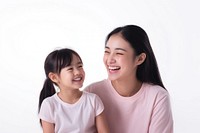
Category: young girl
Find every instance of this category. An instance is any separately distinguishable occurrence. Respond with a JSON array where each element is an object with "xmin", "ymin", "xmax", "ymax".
[{"xmin": 38, "ymin": 48, "xmax": 109, "ymax": 133}]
